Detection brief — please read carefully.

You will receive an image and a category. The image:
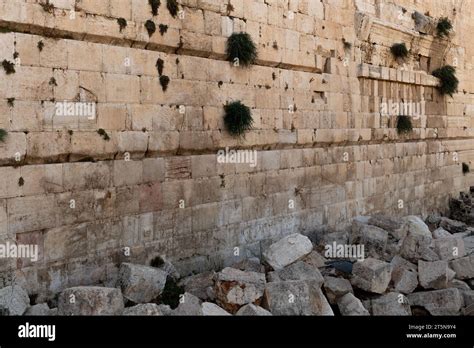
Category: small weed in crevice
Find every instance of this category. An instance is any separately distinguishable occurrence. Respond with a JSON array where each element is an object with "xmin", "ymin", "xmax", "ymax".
[
  {"xmin": 218, "ymin": 81, "xmax": 223, "ymax": 88},
  {"xmin": 37, "ymin": 41, "xmax": 44, "ymax": 52},
  {"xmin": 226, "ymin": 3, "xmax": 234, "ymax": 15},
  {"xmin": 150, "ymin": 256, "xmax": 165, "ymax": 268},
  {"xmin": 396, "ymin": 115, "xmax": 413, "ymax": 135},
  {"xmin": 13, "ymin": 52, "xmax": 19, "ymax": 59},
  {"xmin": 145, "ymin": 20, "xmax": 156, "ymax": 37},
  {"xmin": 462, "ymin": 162, "xmax": 470, "ymax": 174},
  {"xmin": 432, "ymin": 65, "xmax": 458, "ymax": 97},
  {"xmin": 226, "ymin": 32, "xmax": 258, "ymax": 67},
  {"xmin": 167, "ymin": 0, "xmax": 179, "ymax": 18},
  {"xmin": 159, "ymin": 276, "xmax": 184, "ymax": 309},
  {"xmin": 2, "ymin": 60, "xmax": 15, "ymax": 74},
  {"xmin": 342, "ymin": 38, "xmax": 352, "ymax": 50},
  {"xmin": 159, "ymin": 75, "xmax": 170, "ymax": 92},
  {"xmin": 7, "ymin": 98, "xmax": 15, "ymax": 108},
  {"xmin": 68, "ymin": 130, "xmax": 74, "ymax": 136},
  {"xmin": 117, "ymin": 18, "xmax": 127, "ymax": 32},
  {"xmin": 18, "ymin": 177, "xmax": 24, "ymax": 187},
  {"xmin": 40, "ymin": 1, "xmax": 54, "ymax": 13},
  {"xmin": 159, "ymin": 24, "xmax": 168, "ymax": 36},
  {"xmin": 224, "ymin": 100, "xmax": 253, "ymax": 137},
  {"xmin": 49, "ymin": 77, "xmax": 57, "ymax": 86},
  {"xmin": 390, "ymin": 43, "xmax": 408, "ymax": 59},
  {"xmin": 97, "ymin": 128, "xmax": 110, "ymax": 141},
  {"xmin": 149, "ymin": 0, "xmax": 161, "ymax": 16},
  {"xmin": 0, "ymin": 129, "xmax": 7, "ymax": 142},
  {"xmin": 272, "ymin": 72, "xmax": 276, "ymax": 80},
  {"xmin": 437, "ymin": 17, "xmax": 453, "ymax": 38},
  {"xmin": 272, "ymin": 41, "xmax": 278, "ymax": 50},
  {"xmin": 156, "ymin": 58, "xmax": 164, "ymax": 76}
]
